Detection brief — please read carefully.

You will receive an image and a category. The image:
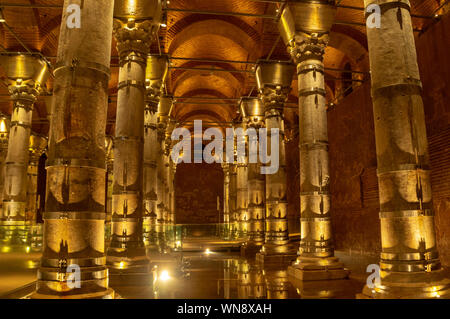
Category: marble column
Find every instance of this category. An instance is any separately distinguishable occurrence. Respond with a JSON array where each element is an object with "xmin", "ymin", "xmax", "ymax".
[
  {"xmin": 107, "ymin": 0, "xmax": 162, "ymax": 278},
  {"xmin": 240, "ymin": 97, "xmax": 266, "ymax": 251},
  {"xmin": 25, "ymin": 134, "xmax": 47, "ymax": 224},
  {"xmin": 360, "ymin": 0, "xmax": 450, "ymax": 298},
  {"xmin": 0, "ymin": 54, "xmax": 49, "ymax": 227},
  {"xmin": 32, "ymin": 0, "xmax": 114, "ymax": 299},
  {"xmin": 279, "ymin": 0, "xmax": 348, "ymax": 280},
  {"xmin": 143, "ymin": 55, "xmax": 168, "ymax": 248},
  {"xmin": 255, "ymin": 61, "xmax": 297, "ymax": 264}
]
